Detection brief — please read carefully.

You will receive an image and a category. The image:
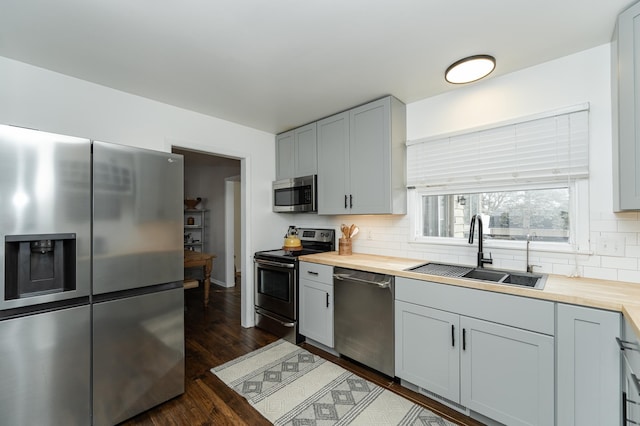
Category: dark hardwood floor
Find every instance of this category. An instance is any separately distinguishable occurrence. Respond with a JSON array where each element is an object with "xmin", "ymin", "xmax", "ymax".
[{"xmin": 121, "ymin": 284, "xmax": 484, "ymax": 426}]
